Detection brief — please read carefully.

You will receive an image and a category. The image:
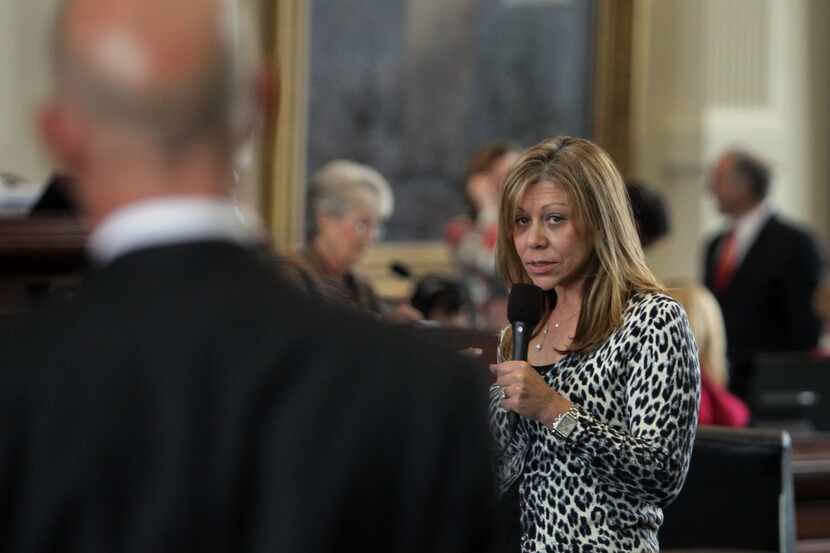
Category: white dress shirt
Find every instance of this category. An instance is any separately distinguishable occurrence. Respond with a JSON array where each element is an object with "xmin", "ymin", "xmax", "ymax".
[
  {"xmin": 724, "ymin": 201, "xmax": 773, "ymax": 266},
  {"xmin": 87, "ymin": 196, "xmax": 264, "ymax": 265}
]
